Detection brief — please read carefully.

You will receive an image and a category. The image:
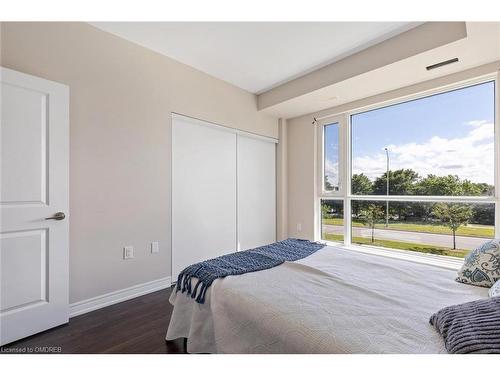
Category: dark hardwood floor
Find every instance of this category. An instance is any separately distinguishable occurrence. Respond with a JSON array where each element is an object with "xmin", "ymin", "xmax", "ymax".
[{"xmin": 0, "ymin": 287, "xmax": 187, "ymax": 354}]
